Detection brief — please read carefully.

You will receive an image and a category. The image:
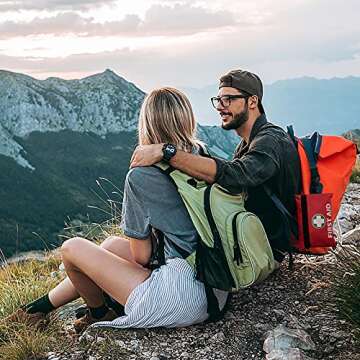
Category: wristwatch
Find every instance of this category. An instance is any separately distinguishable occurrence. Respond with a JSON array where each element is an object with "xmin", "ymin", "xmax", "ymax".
[{"xmin": 162, "ymin": 143, "xmax": 177, "ymax": 162}]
